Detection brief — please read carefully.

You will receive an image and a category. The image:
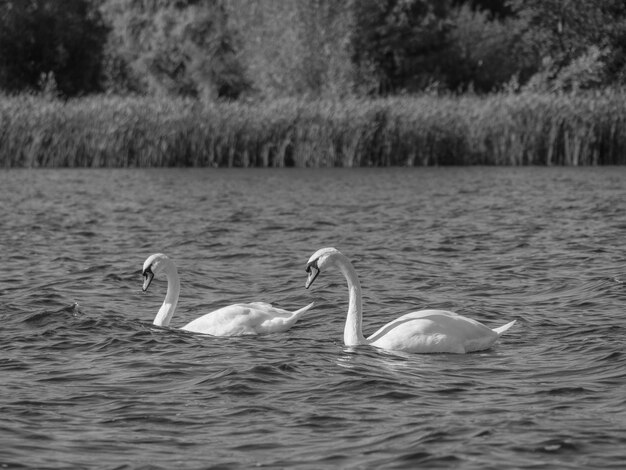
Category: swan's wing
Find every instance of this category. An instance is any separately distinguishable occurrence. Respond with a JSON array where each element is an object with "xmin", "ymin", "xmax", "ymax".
[
  {"xmin": 181, "ymin": 302, "xmax": 312, "ymax": 336},
  {"xmin": 367, "ymin": 310, "xmax": 498, "ymax": 354},
  {"xmin": 246, "ymin": 302, "xmax": 275, "ymax": 310},
  {"xmin": 366, "ymin": 310, "xmax": 461, "ymax": 340},
  {"xmin": 181, "ymin": 304, "xmax": 273, "ymax": 335},
  {"xmin": 234, "ymin": 302, "xmax": 314, "ymax": 333}
]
